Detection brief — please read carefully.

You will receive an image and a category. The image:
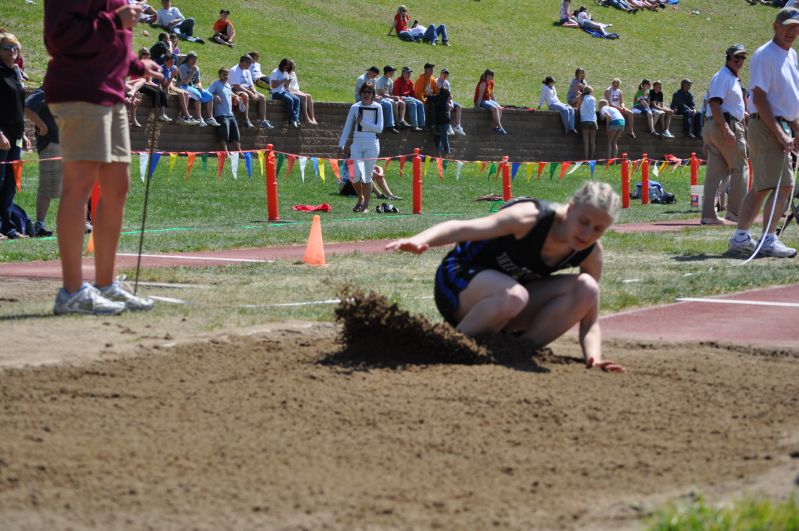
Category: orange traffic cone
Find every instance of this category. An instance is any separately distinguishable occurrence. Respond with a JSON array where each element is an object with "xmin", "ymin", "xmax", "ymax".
[
  {"xmin": 303, "ymin": 214, "xmax": 326, "ymax": 266},
  {"xmin": 85, "ymin": 232, "xmax": 95, "ymax": 256}
]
